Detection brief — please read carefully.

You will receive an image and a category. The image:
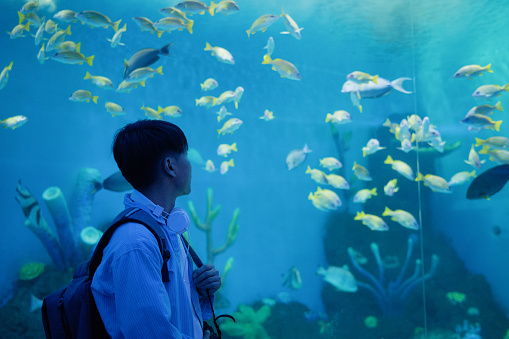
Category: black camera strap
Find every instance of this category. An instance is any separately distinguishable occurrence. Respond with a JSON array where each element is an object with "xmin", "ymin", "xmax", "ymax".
[{"xmin": 181, "ymin": 235, "xmax": 236, "ymax": 338}]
